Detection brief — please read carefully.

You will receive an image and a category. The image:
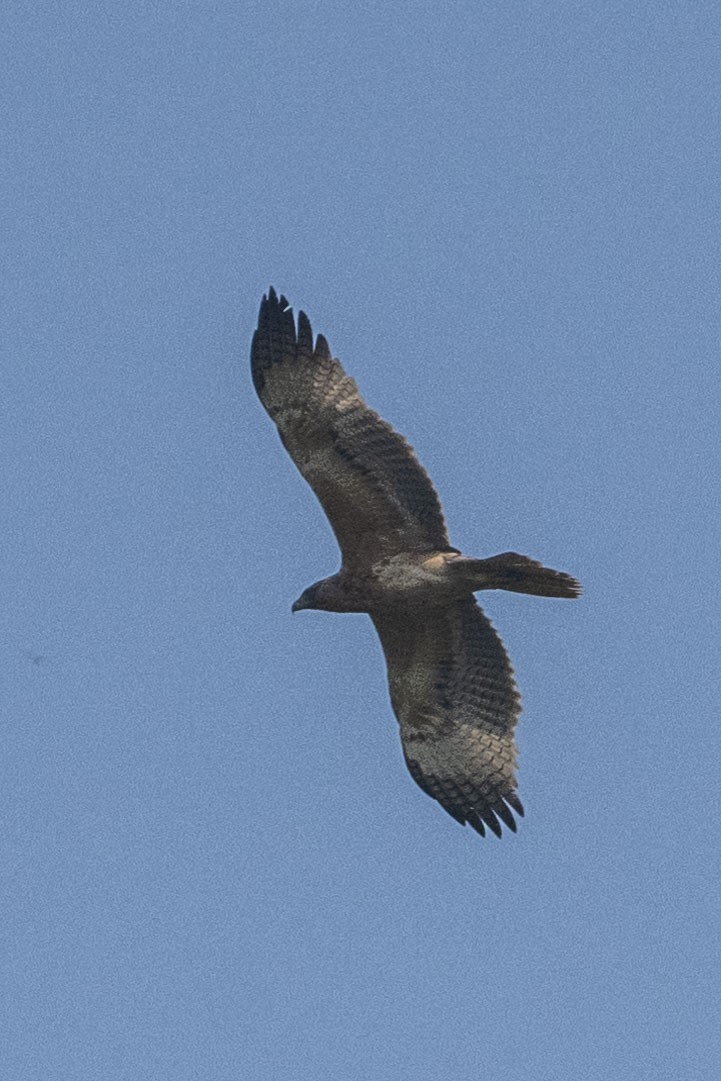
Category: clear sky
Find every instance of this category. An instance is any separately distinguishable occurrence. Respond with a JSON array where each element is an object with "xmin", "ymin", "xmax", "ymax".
[{"xmin": 3, "ymin": 2, "xmax": 720, "ymax": 1078}]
